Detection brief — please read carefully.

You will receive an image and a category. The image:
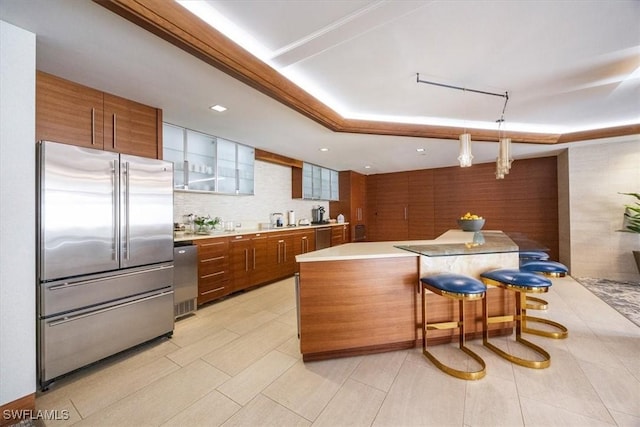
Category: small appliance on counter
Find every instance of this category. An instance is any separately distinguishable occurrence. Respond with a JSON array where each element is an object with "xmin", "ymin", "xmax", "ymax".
[
  {"xmin": 271, "ymin": 212, "xmax": 284, "ymax": 228},
  {"xmin": 311, "ymin": 206, "xmax": 327, "ymax": 224},
  {"xmin": 298, "ymin": 218, "xmax": 310, "ymax": 226},
  {"xmin": 287, "ymin": 210, "xmax": 296, "ymax": 226}
]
